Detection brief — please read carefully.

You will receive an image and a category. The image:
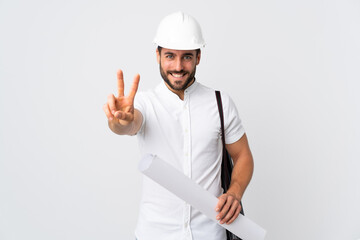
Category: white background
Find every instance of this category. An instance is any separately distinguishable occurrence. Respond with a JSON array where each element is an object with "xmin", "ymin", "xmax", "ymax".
[{"xmin": 1, "ymin": 0, "xmax": 359, "ymax": 239}]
